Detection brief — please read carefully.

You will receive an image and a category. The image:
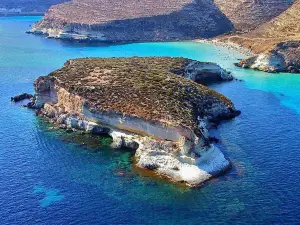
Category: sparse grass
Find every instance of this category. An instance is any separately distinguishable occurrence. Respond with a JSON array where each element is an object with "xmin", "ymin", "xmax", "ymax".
[
  {"xmin": 220, "ymin": 1, "xmax": 300, "ymax": 54},
  {"xmin": 47, "ymin": 57, "xmax": 234, "ymax": 130}
]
